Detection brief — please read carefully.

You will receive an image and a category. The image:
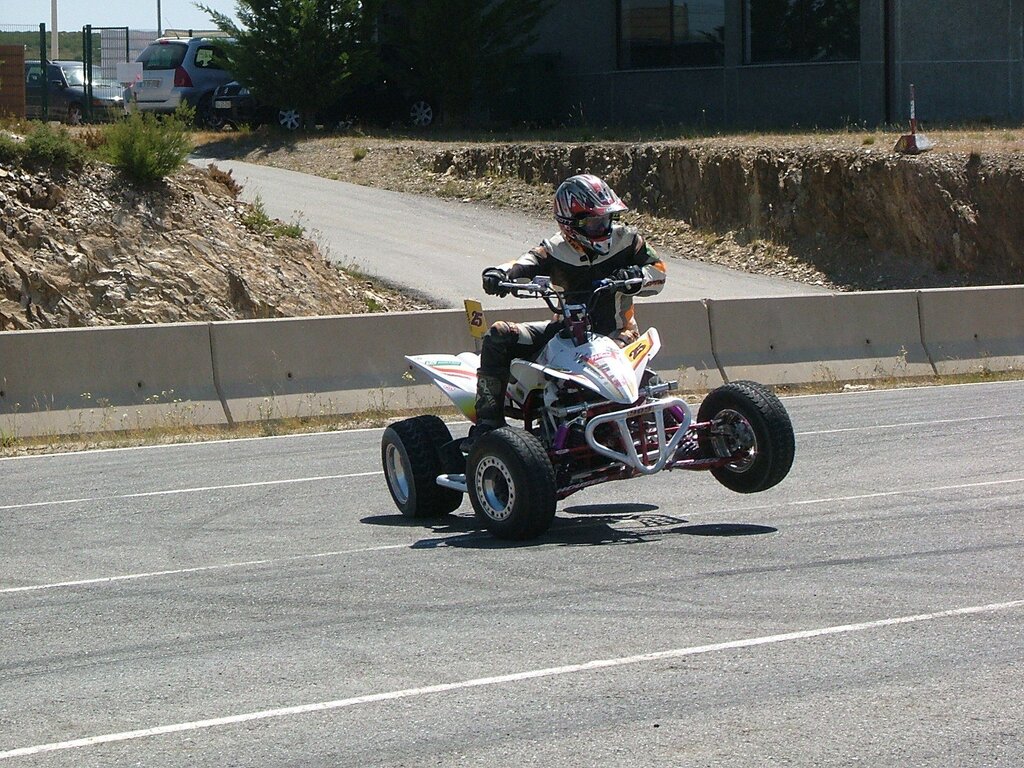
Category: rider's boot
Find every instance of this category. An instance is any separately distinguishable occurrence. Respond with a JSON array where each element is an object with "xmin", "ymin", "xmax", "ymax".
[{"xmin": 464, "ymin": 372, "xmax": 507, "ymax": 451}]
